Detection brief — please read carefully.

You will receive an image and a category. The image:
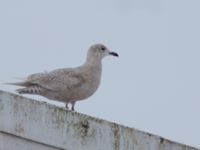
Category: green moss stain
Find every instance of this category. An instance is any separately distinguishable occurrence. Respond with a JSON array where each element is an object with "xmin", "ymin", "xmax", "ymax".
[
  {"xmin": 73, "ymin": 119, "xmax": 95, "ymax": 138},
  {"xmin": 112, "ymin": 123, "xmax": 120, "ymax": 150},
  {"xmin": 49, "ymin": 107, "xmax": 67, "ymax": 129},
  {"xmin": 0, "ymin": 98, "xmax": 4, "ymax": 111}
]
